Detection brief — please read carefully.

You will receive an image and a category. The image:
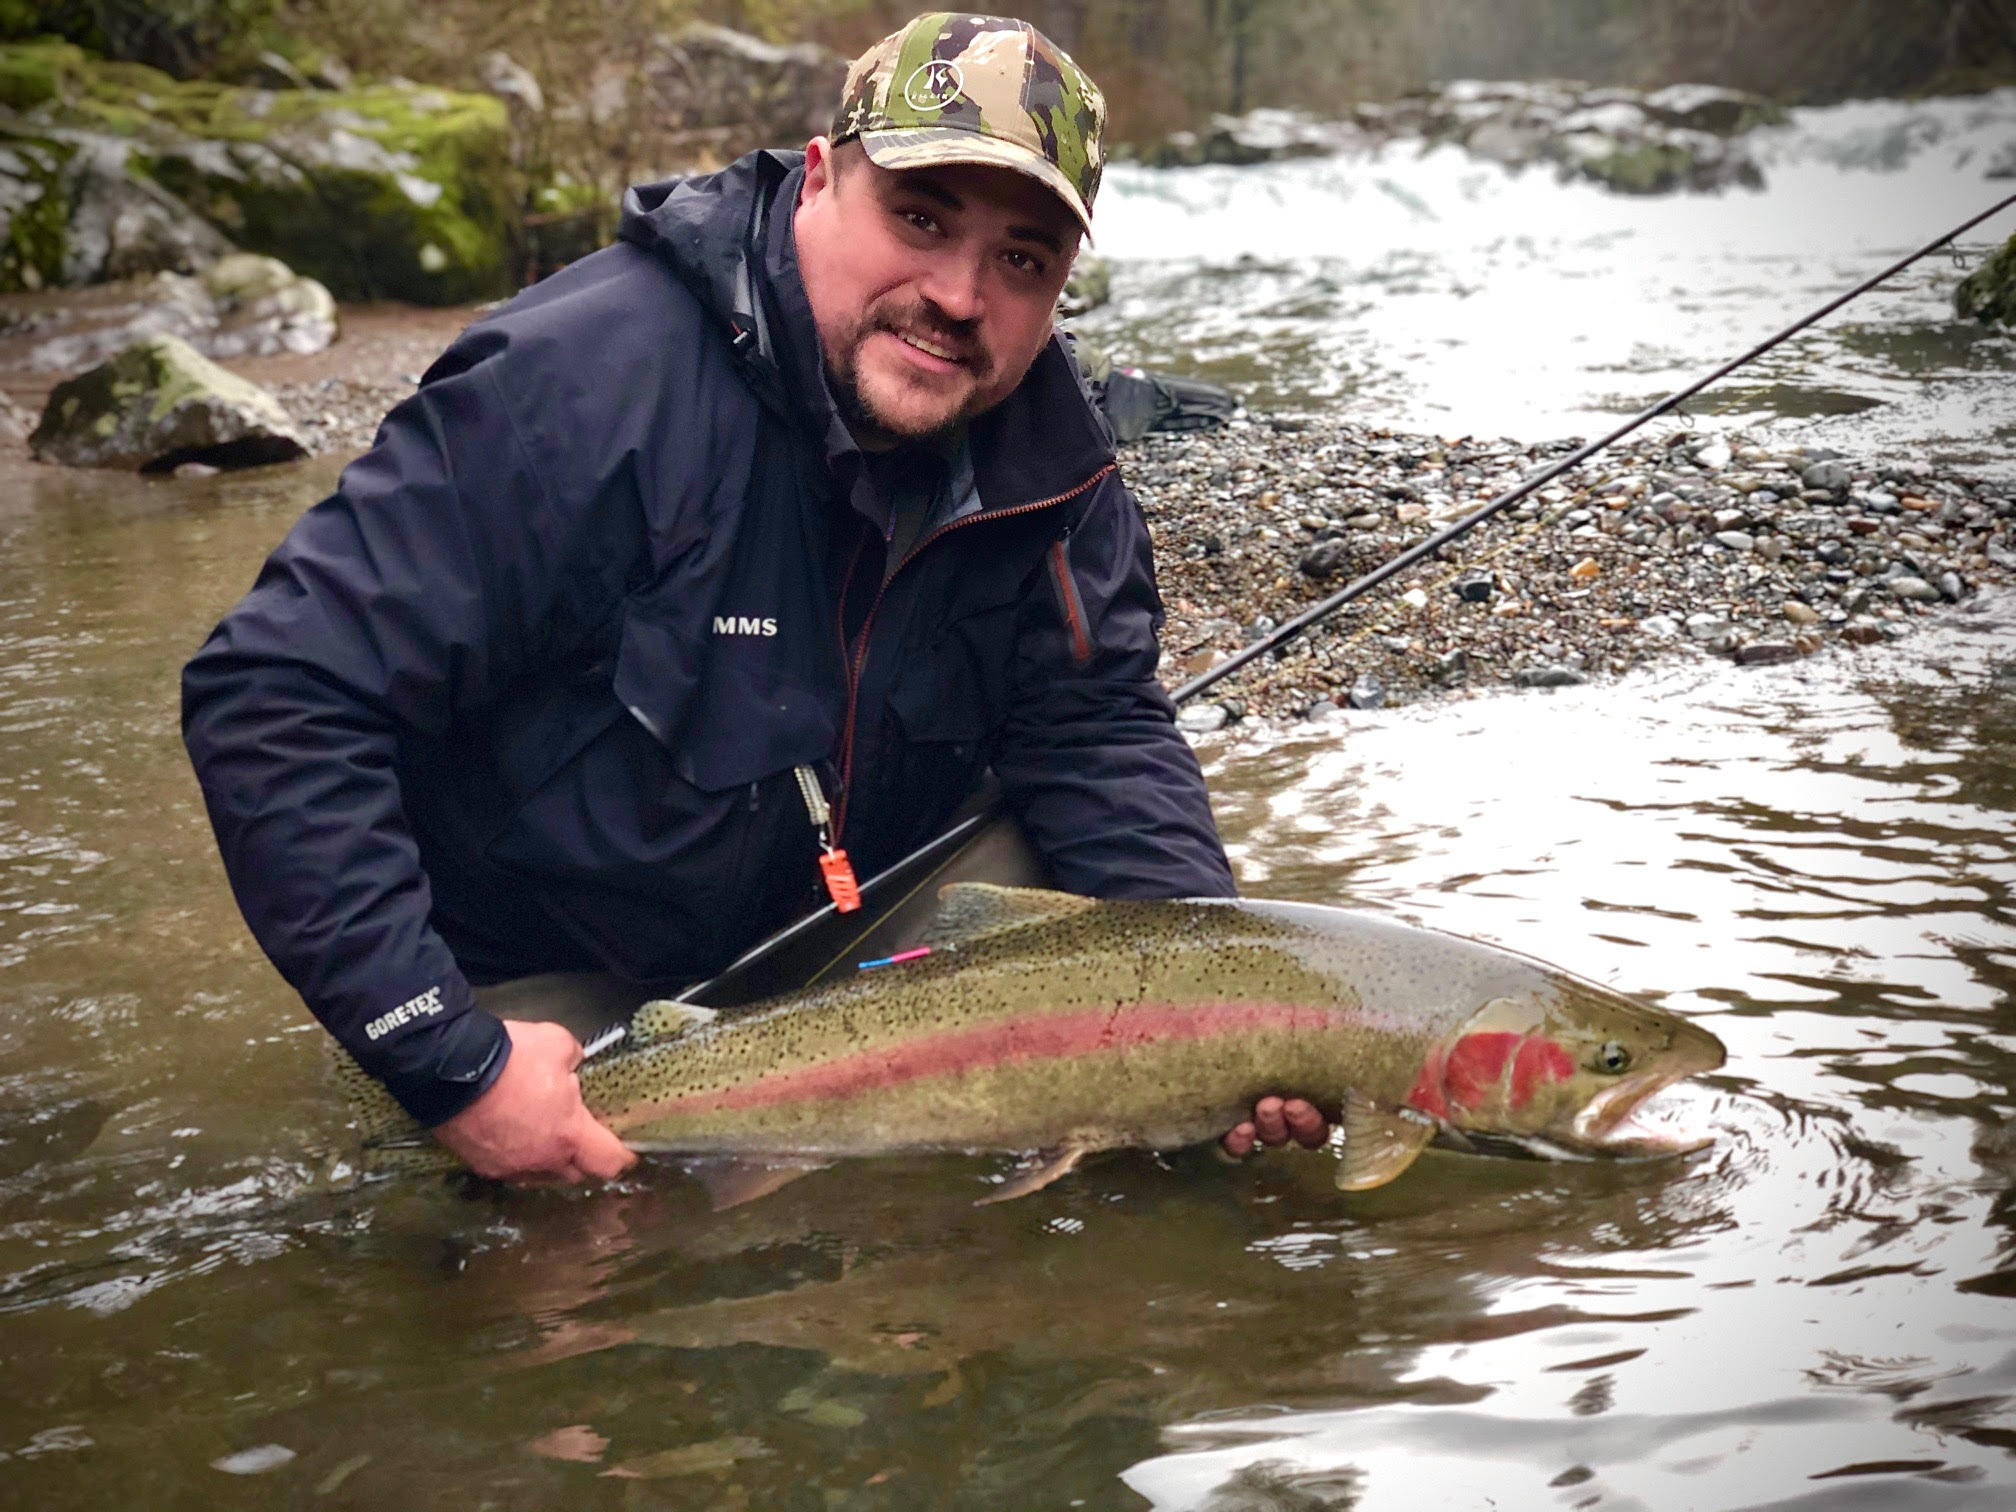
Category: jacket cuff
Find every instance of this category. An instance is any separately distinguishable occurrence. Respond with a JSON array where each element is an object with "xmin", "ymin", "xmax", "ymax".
[{"xmin": 376, "ymin": 1006, "xmax": 512, "ymax": 1127}]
